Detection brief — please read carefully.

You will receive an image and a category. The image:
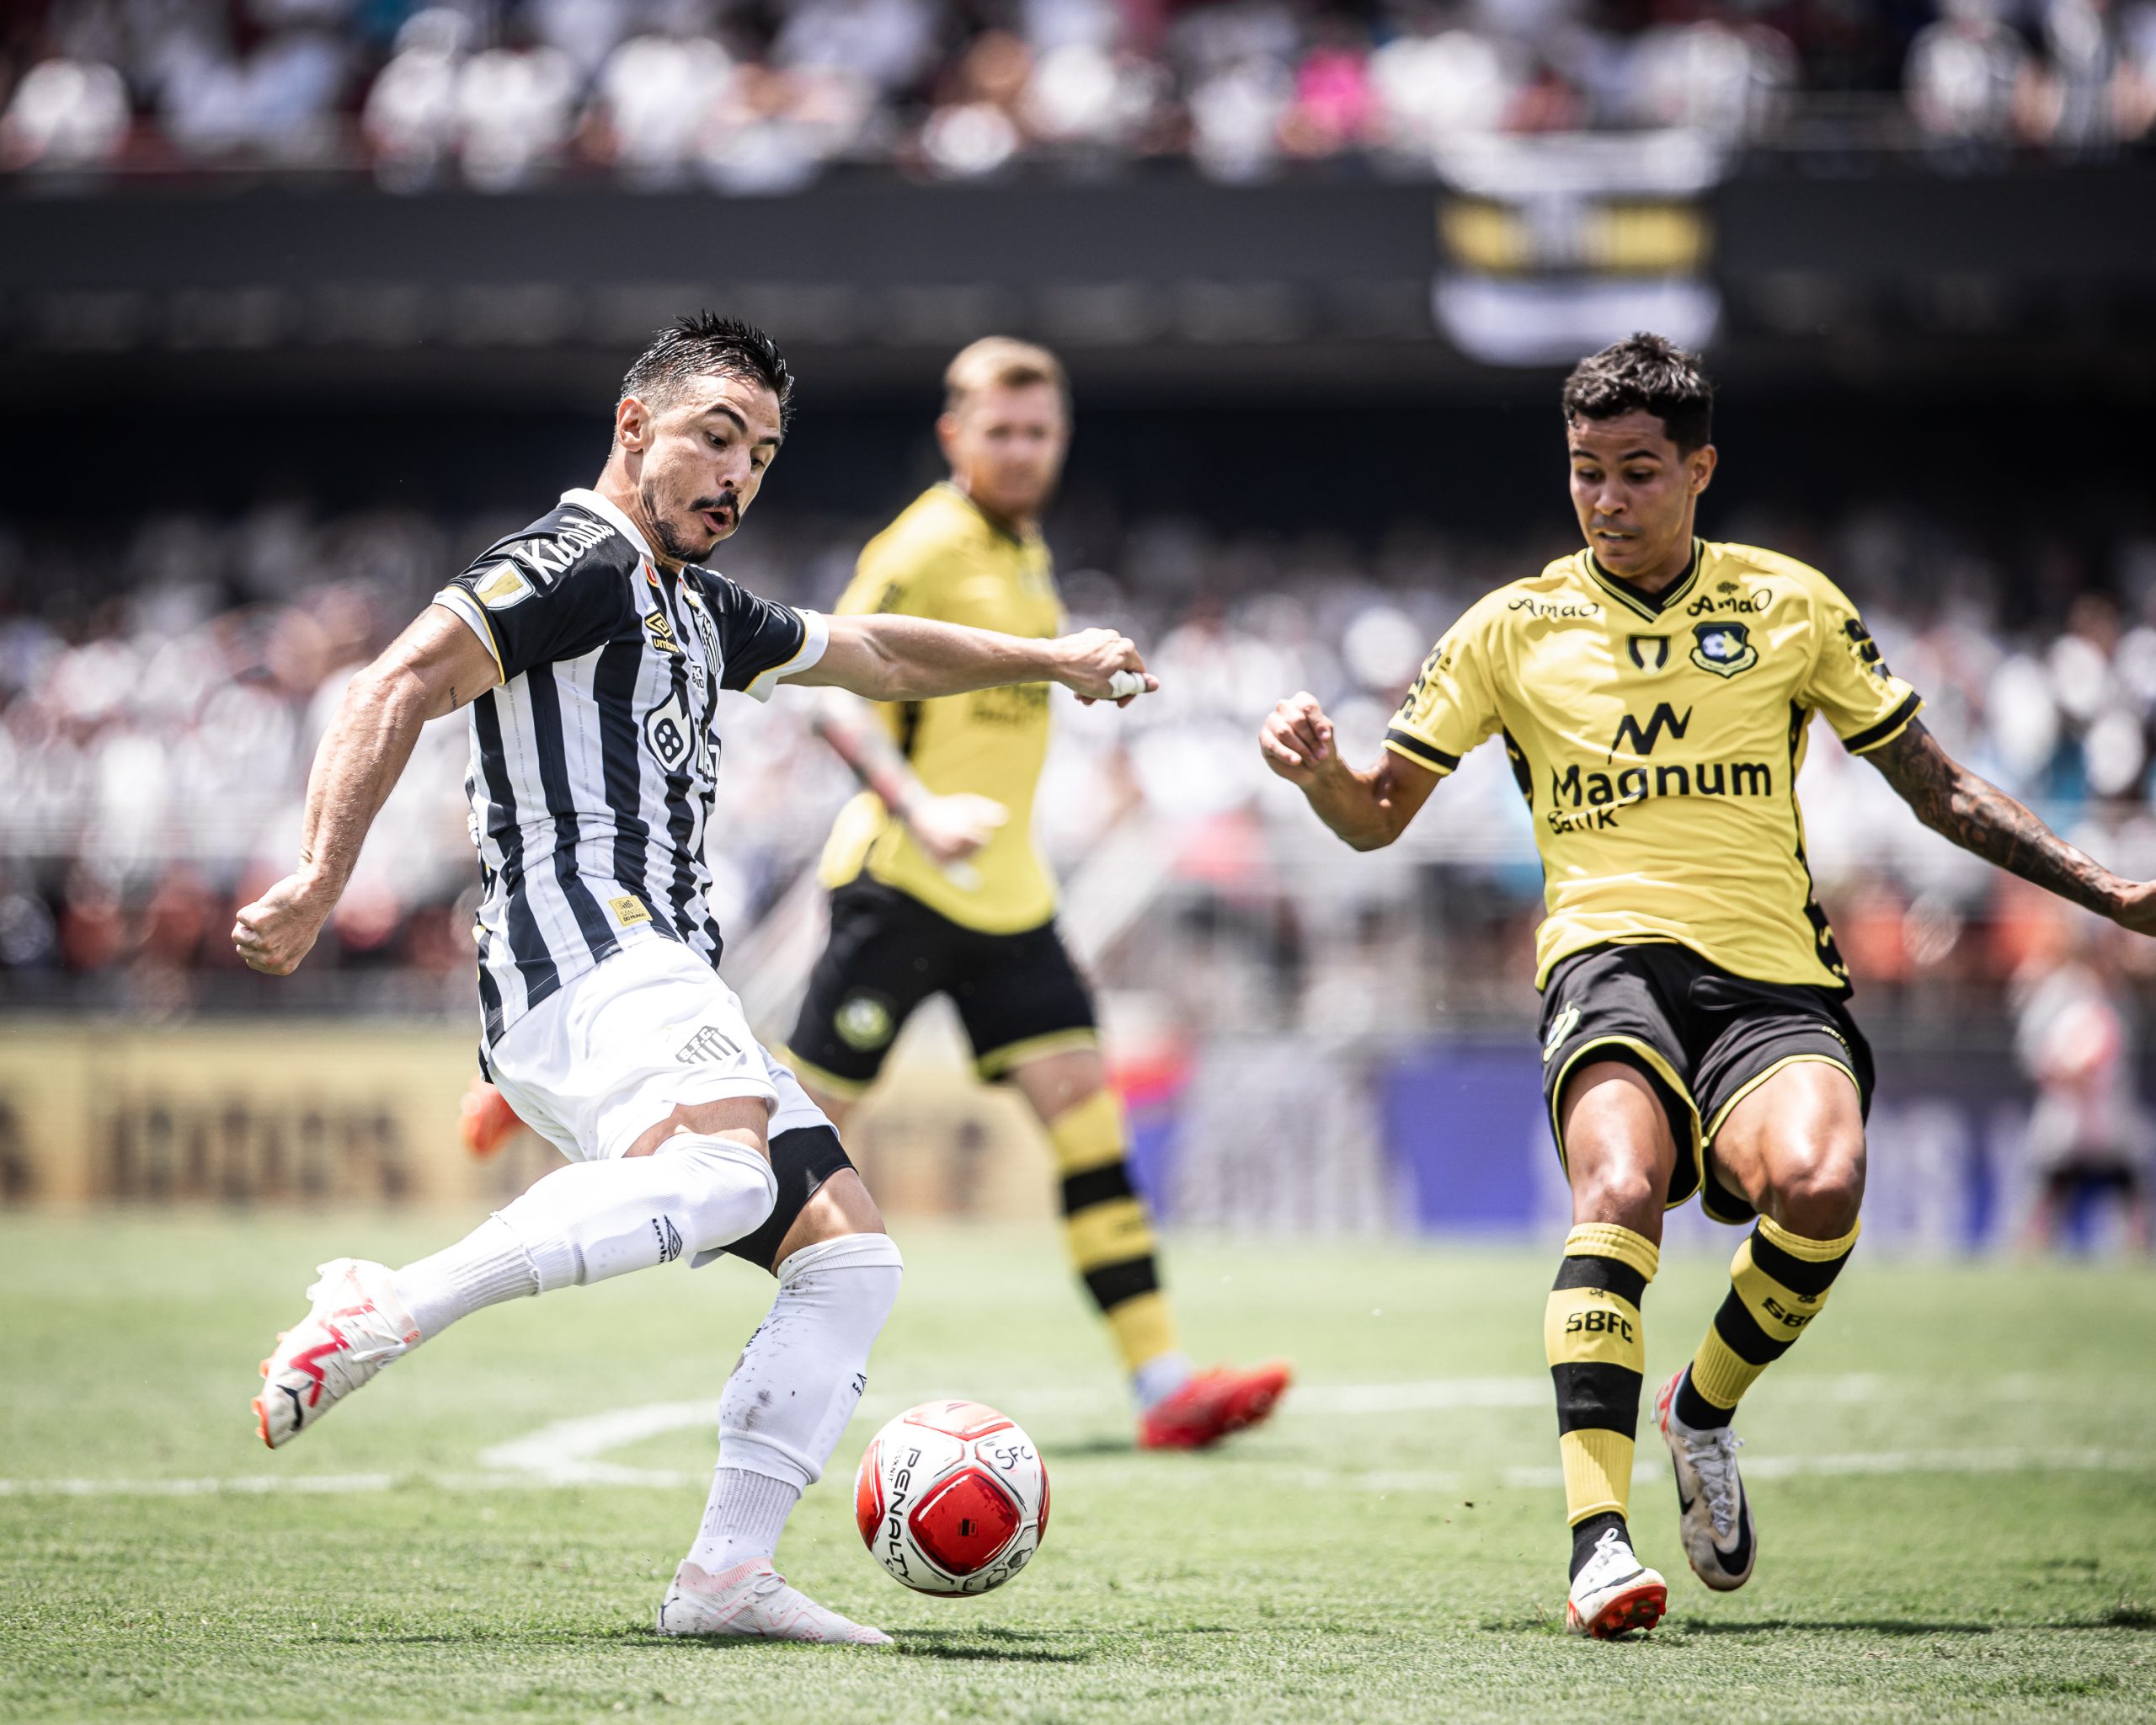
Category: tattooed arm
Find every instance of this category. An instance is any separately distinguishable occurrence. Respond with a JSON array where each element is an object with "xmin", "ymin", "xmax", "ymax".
[{"xmin": 1866, "ymin": 719, "xmax": 2156, "ymax": 932}]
